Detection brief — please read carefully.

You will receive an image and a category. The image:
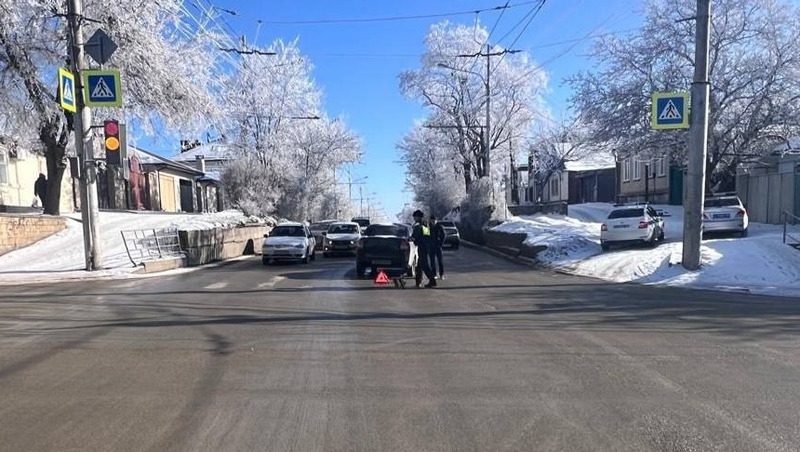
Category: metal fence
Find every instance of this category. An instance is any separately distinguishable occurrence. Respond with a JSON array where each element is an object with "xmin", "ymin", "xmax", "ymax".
[
  {"xmin": 120, "ymin": 228, "xmax": 183, "ymax": 267},
  {"xmin": 783, "ymin": 211, "xmax": 800, "ymax": 248}
]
